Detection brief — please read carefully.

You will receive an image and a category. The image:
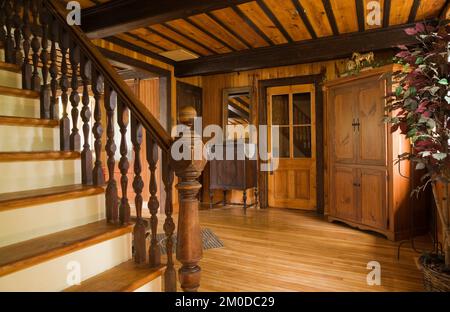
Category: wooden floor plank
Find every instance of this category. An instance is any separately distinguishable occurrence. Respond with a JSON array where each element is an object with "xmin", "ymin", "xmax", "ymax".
[
  {"xmin": 149, "ymin": 207, "xmax": 430, "ymax": 291},
  {"xmin": 0, "ymin": 184, "xmax": 105, "ymax": 211},
  {"xmin": 0, "ymin": 220, "xmax": 133, "ymax": 277}
]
